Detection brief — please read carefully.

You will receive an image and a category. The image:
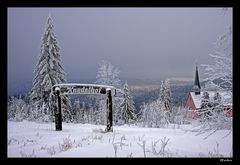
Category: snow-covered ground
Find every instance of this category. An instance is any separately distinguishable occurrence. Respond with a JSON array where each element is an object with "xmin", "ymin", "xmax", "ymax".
[{"xmin": 8, "ymin": 121, "xmax": 232, "ymax": 158}]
